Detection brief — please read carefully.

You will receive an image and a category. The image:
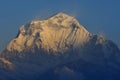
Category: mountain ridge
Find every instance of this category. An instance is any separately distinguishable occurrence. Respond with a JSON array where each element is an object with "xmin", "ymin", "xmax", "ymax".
[
  {"xmin": 6, "ymin": 13, "xmax": 90, "ymax": 53},
  {"xmin": 0, "ymin": 13, "xmax": 120, "ymax": 80}
]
